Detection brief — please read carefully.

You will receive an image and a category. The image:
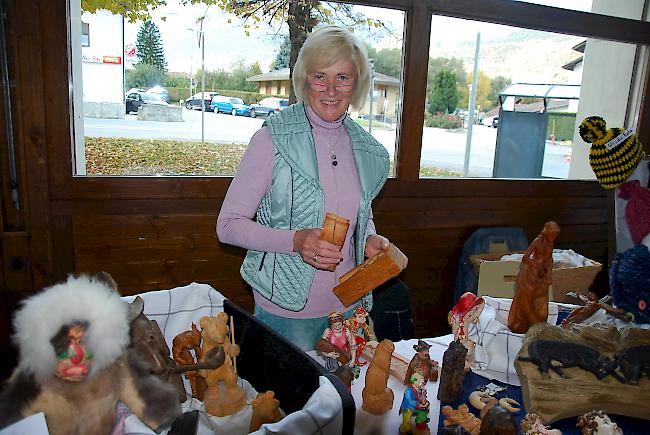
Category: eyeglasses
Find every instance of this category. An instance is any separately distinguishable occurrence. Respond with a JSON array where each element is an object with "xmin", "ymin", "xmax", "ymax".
[{"xmin": 308, "ymin": 75, "xmax": 355, "ymax": 93}]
